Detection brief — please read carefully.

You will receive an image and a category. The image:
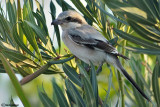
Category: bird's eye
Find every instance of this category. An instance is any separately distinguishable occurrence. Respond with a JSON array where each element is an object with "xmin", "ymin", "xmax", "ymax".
[{"xmin": 65, "ymin": 16, "xmax": 72, "ymax": 21}]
